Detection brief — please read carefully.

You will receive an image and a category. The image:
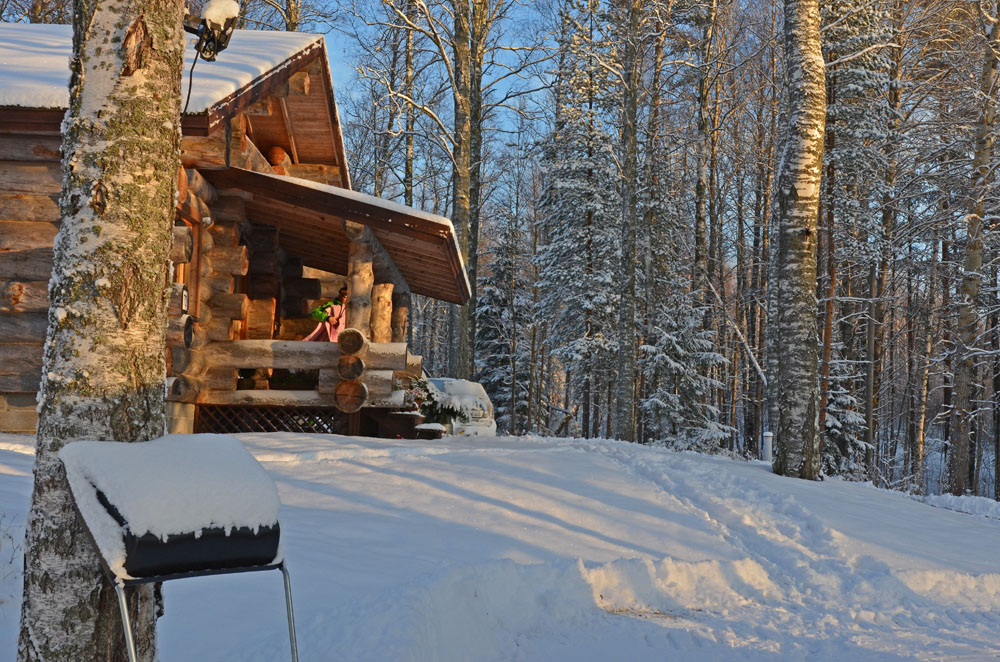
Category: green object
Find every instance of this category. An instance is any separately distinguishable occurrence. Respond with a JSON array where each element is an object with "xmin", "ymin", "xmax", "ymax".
[{"xmin": 311, "ymin": 302, "xmax": 335, "ymax": 322}]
